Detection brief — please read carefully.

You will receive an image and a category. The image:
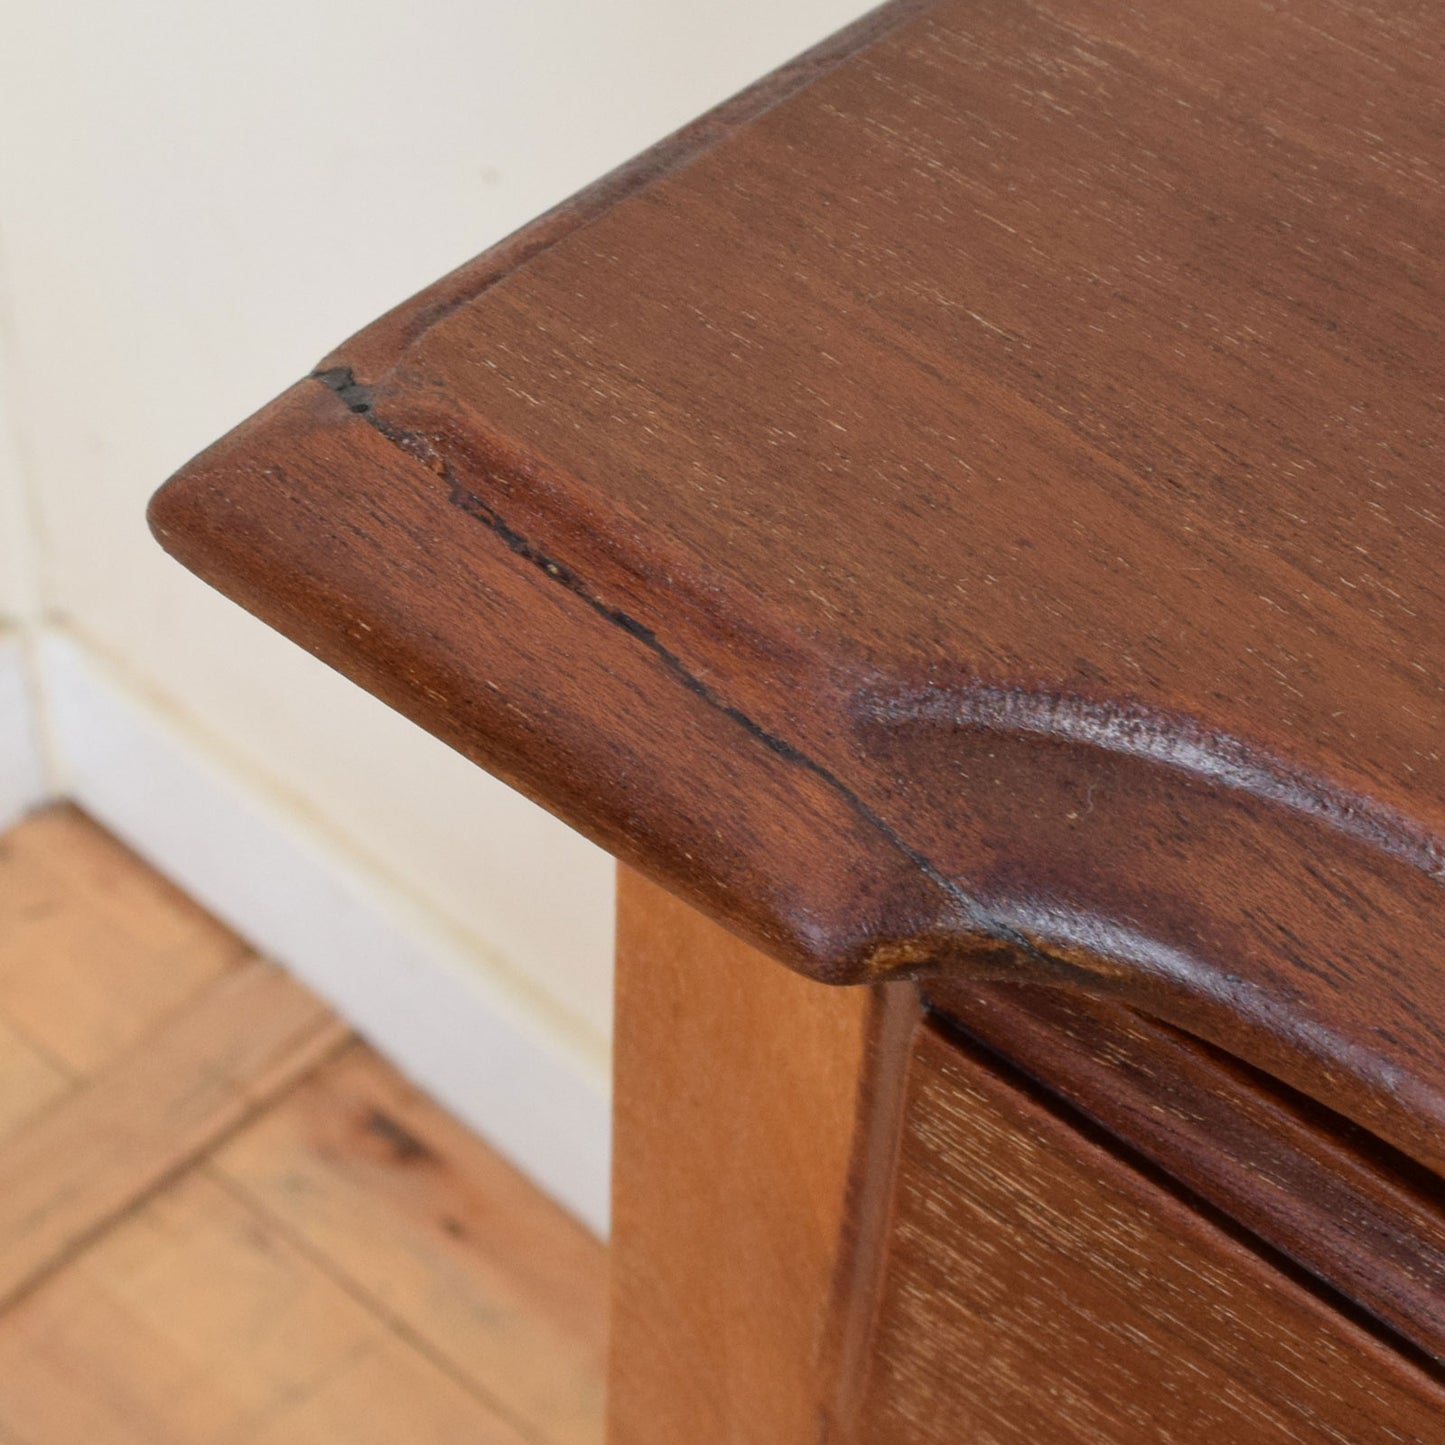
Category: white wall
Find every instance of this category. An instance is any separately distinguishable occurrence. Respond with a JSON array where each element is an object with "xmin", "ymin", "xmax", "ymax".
[
  {"xmin": 0, "ymin": 304, "xmax": 48, "ymax": 827},
  {"xmin": 0, "ymin": 0, "xmax": 874, "ymax": 1221},
  {"xmin": 0, "ymin": 332, "xmax": 32, "ymax": 627}
]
